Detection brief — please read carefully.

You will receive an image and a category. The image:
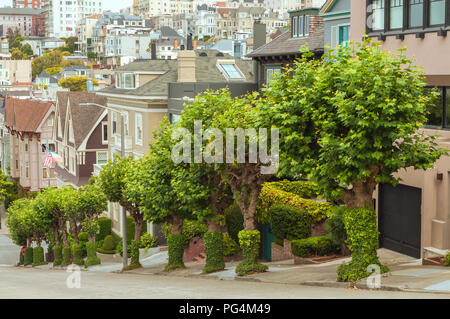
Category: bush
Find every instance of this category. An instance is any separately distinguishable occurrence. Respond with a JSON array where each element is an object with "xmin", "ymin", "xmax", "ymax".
[
  {"xmin": 78, "ymin": 232, "xmax": 89, "ymax": 242},
  {"xmin": 72, "ymin": 245, "xmax": 84, "ymax": 266},
  {"xmin": 166, "ymin": 234, "xmax": 185, "ymax": 271},
  {"xmin": 235, "ymin": 230, "xmax": 268, "ymax": 276},
  {"xmin": 24, "ymin": 247, "xmax": 33, "ymax": 266},
  {"xmin": 291, "ymin": 235, "xmax": 339, "ymax": 258},
  {"xmin": 326, "ymin": 206, "xmax": 347, "ymax": 247},
  {"xmin": 95, "ymin": 217, "xmax": 111, "ymax": 242},
  {"xmin": 268, "ymin": 204, "xmax": 312, "ymax": 241},
  {"xmin": 265, "ymin": 180, "xmax": 320, "ymax": 198},
  {"xmin": 182, "ymin": 219, "xmax": 208, "ymax": 245},
  {"xmin": 224, "ymin": 203, "xmax": 244, "ymax": 243},
  {"xmin": 115, "ymin": 238, "xmax": 131, "ymax": 256},
  {"xmin": 203, "ymin": 232, "xmax": 225, "ymax": 273},
  {"xmin": 61, "ymin": 247, "xmax": 72, "ymax": 266},
  {"xmin": 18, "ymin": 250, "xmax": 24, "ymax": 265},
  {"xmin": 129, "ymin": 240, "xmax": 141, "ymax": 269},
  {"xmin": 337, "ymin": 207, "xmax": 389, "ymax": 282},
  {"xmin": 97, "ymin": 235, "xmax": 116, "ymax": 254},
  {"xmin": 139, "ymin": 233, "xmax": 157, "ymax": 250},
  {"xmin": 32, "ymin": 247, "xmax": 46, "ymax": 267},
  {"xmin": 53, "ymin": 246, "xmax": 62, "ymax": 266},
  {"xmin": 85, "ymin": 242, "xmax": 101, "ymax": 268},
  {"xmin": 223, "ymin": 233, "xmax": 240, "ymax": 256},
  {"xmin": 445, "ymin": 253, "xmax": 450, "ymax": 267}
]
